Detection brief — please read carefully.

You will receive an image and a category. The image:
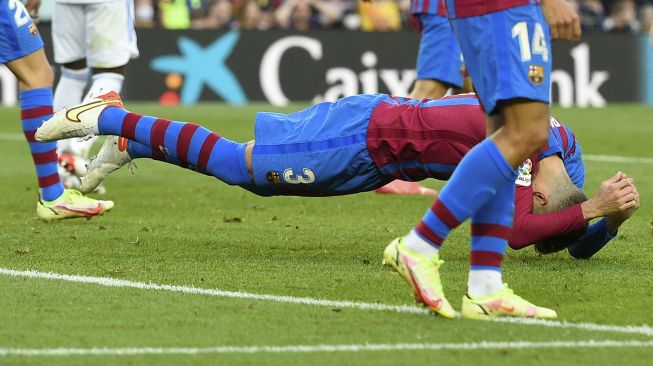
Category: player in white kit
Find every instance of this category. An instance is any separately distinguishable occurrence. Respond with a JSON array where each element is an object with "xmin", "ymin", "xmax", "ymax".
[{"xmin": 52, "ymin": 0, "xmax": 139, "ymax": 190}]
